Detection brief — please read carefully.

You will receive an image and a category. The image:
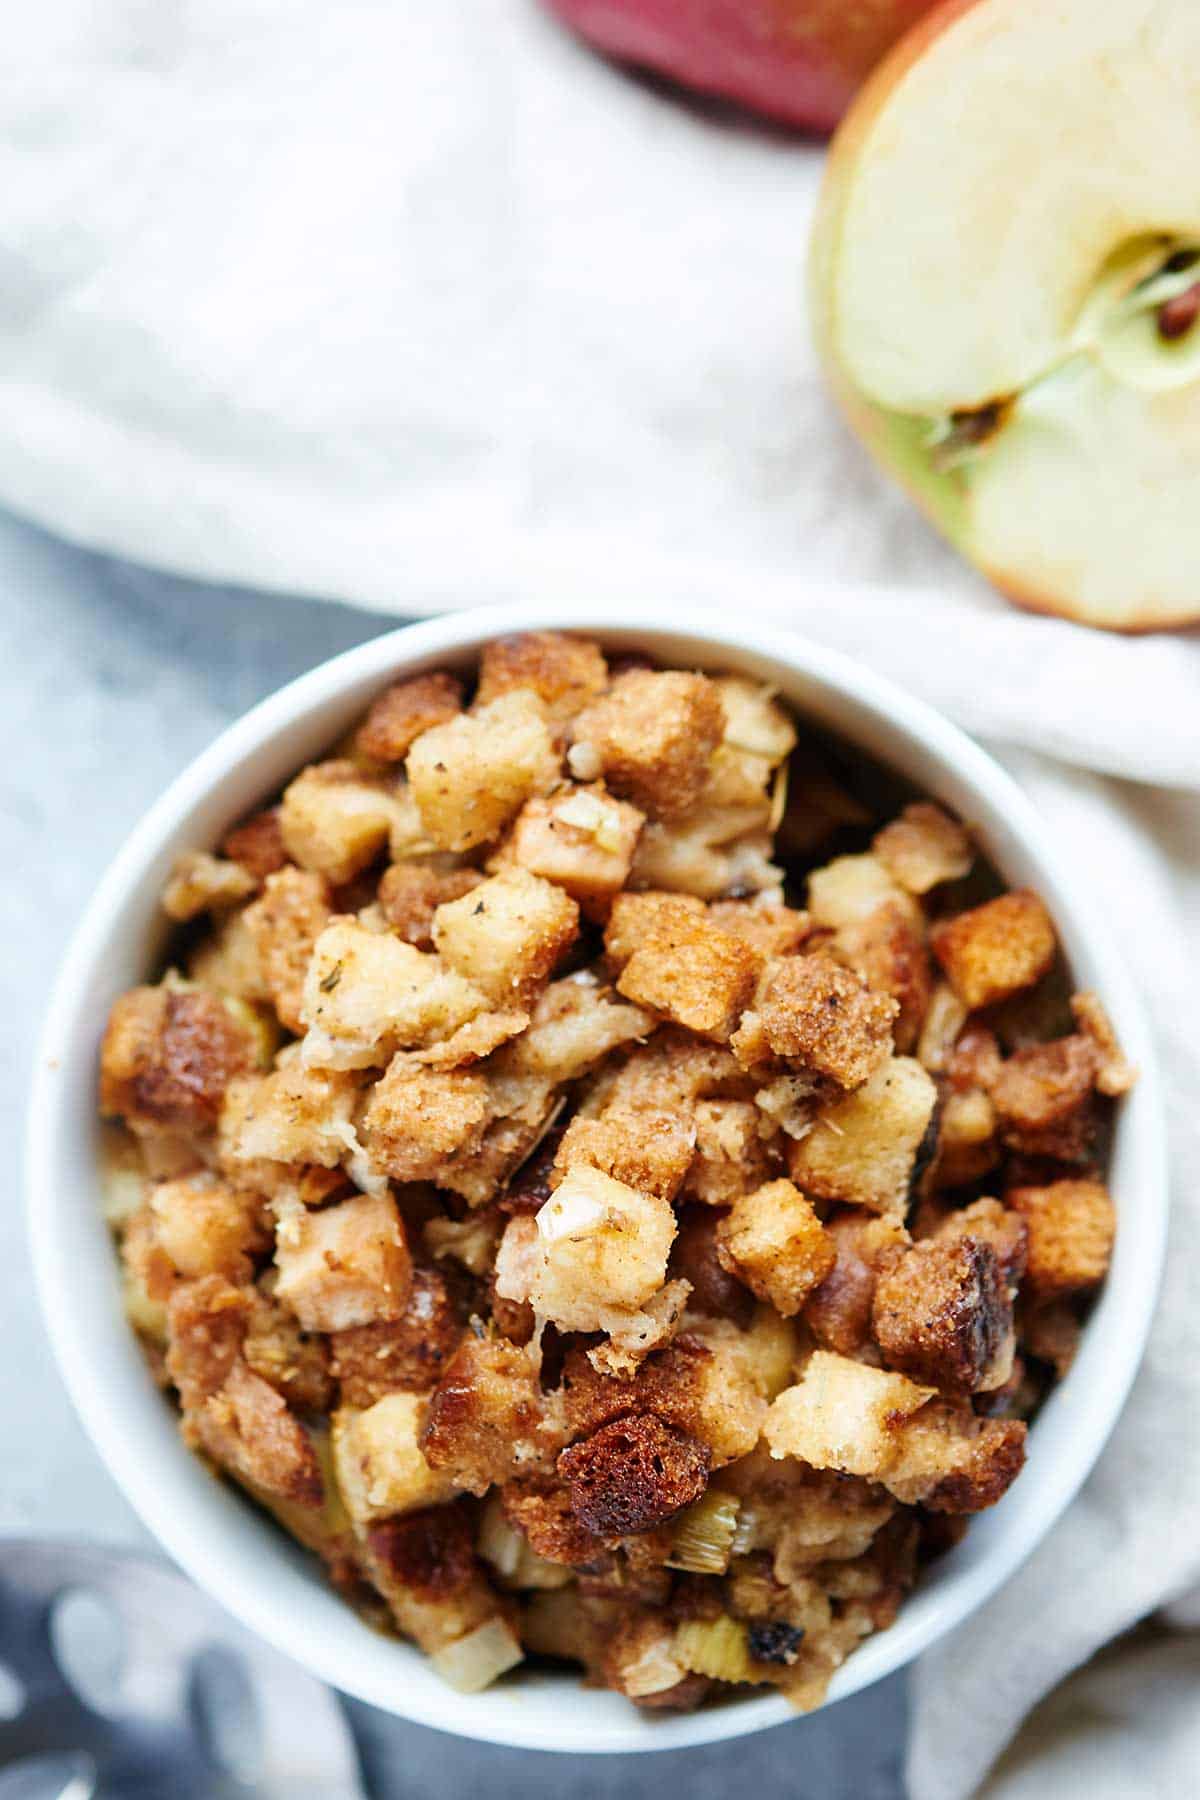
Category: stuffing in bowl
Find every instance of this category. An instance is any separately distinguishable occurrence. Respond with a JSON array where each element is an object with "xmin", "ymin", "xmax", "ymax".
[{"xmin": 96, "ymin": 630, "xmax": 1132, "ymax": 1713}]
